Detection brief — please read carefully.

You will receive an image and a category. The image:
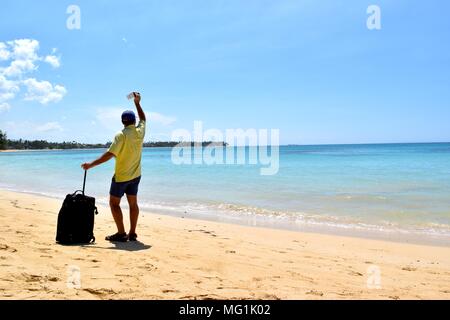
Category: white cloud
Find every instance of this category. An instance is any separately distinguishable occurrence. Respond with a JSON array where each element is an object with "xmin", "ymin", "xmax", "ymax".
[
  {"xmin": 92, "ymin": 108, "xmax": 176, "ymax": 142},
  {"xmin": 44, "ymin": 55, "xmax": 60, "ymax": 68},
  {"xmin": 22, "ymin": 78, "xmax": 67, "ymax": 104},
  {"xmin": 0, "ymin": 38, "xmax": 65, "ymax": 107},
  {"xmin": 2, "ymin": 59, "xmax": 37, "ymax": 77},
  {"xmin": 93, "ymin": 107, "xmax": 128, "ymax": 140},
  {"xmin": 0, "ymin": 102, "xmax": 11, "ymax": 112},
  {"xmin": 0, "ymin": 75, "xmax": 19, "ymax": 106},
  {"xmin": 150, "ymin": 112, "xmax": 176, "ymax": 126},
  {"xmin": 0, "ymin": 42, "xmax": 10, "ymax": 60},
  {"xmin": 36, "ymin": 121, "xmax": 63, "ymax": 132},
  {"xmin": 8, "ymin": 39, "xmax": 39, "ymax": 61},
  {"xmin": 2, "ymin": 121, "xmax": 64, "ymax": 140},
  {"xmin": 149, "ymin": 132, "xmax": 172, "ymax": 141},
  {"xmin": 96, "ymin": 107, "xmax": 177, "ymax": 128},
  {"xmin": 2, "ymin": 39, "xmax": 40, "ymax": 77},
  {"xmin": 96, "ymin": 107, "xmax": 123, "ymax": 128}
]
